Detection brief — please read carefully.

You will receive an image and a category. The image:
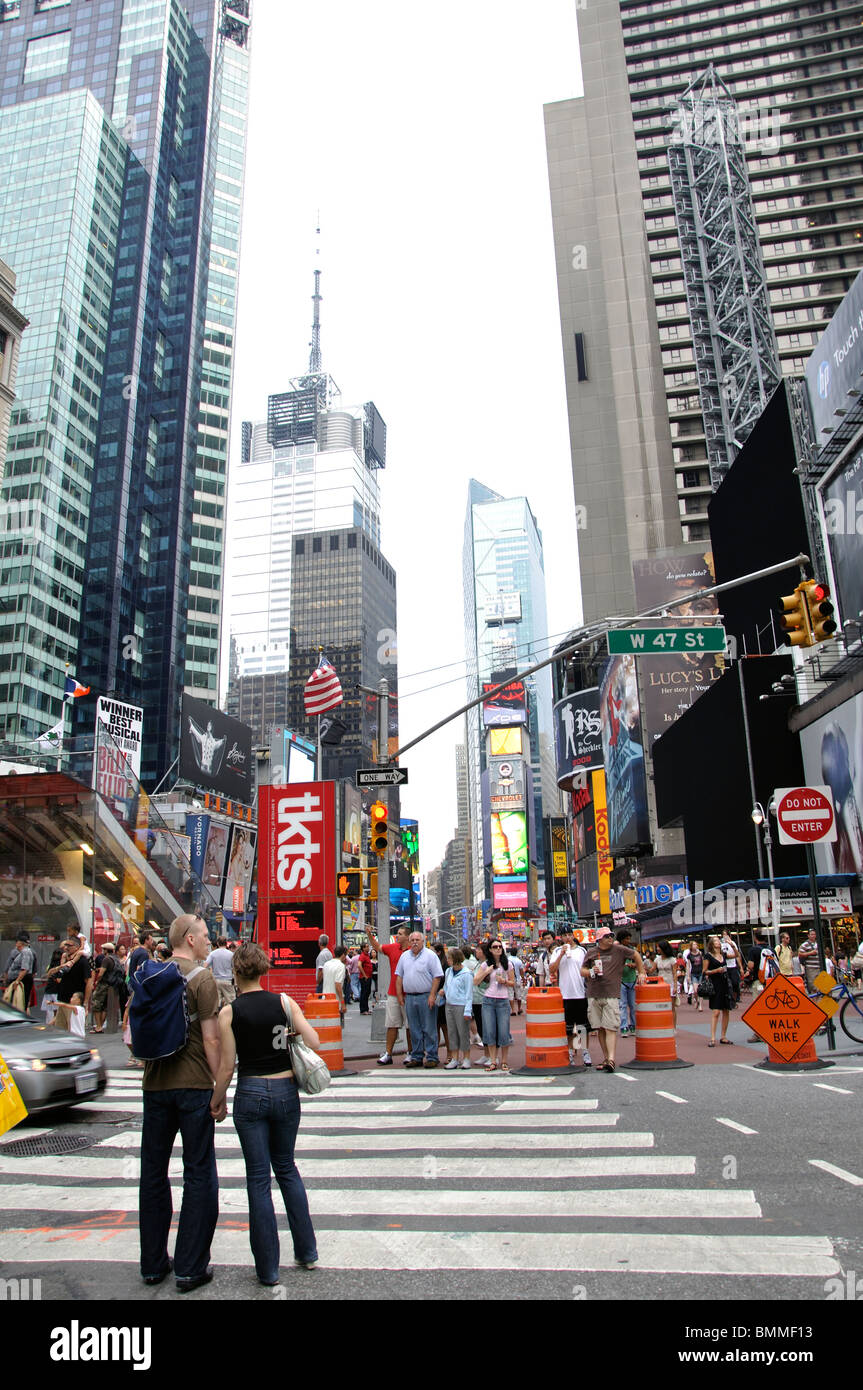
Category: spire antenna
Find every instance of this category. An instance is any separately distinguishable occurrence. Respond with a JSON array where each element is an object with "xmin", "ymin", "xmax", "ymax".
[{"xmin": 309, "ymin": 218, "xmax": 322, "ymax": 374}]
